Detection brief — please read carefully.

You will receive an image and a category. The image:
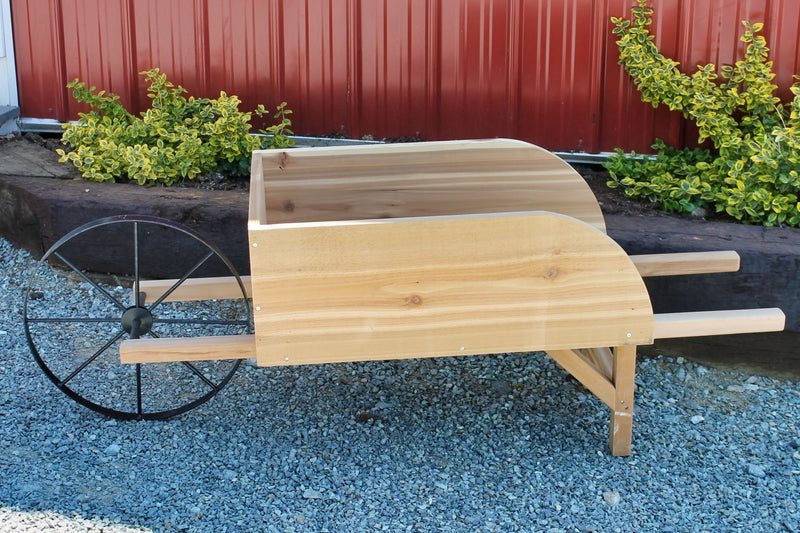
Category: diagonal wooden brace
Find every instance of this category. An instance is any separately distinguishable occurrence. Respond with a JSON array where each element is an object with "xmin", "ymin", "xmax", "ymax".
[{"xmin": 547, "ymin": 346, "xmax": 636, "ymax": 457}]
